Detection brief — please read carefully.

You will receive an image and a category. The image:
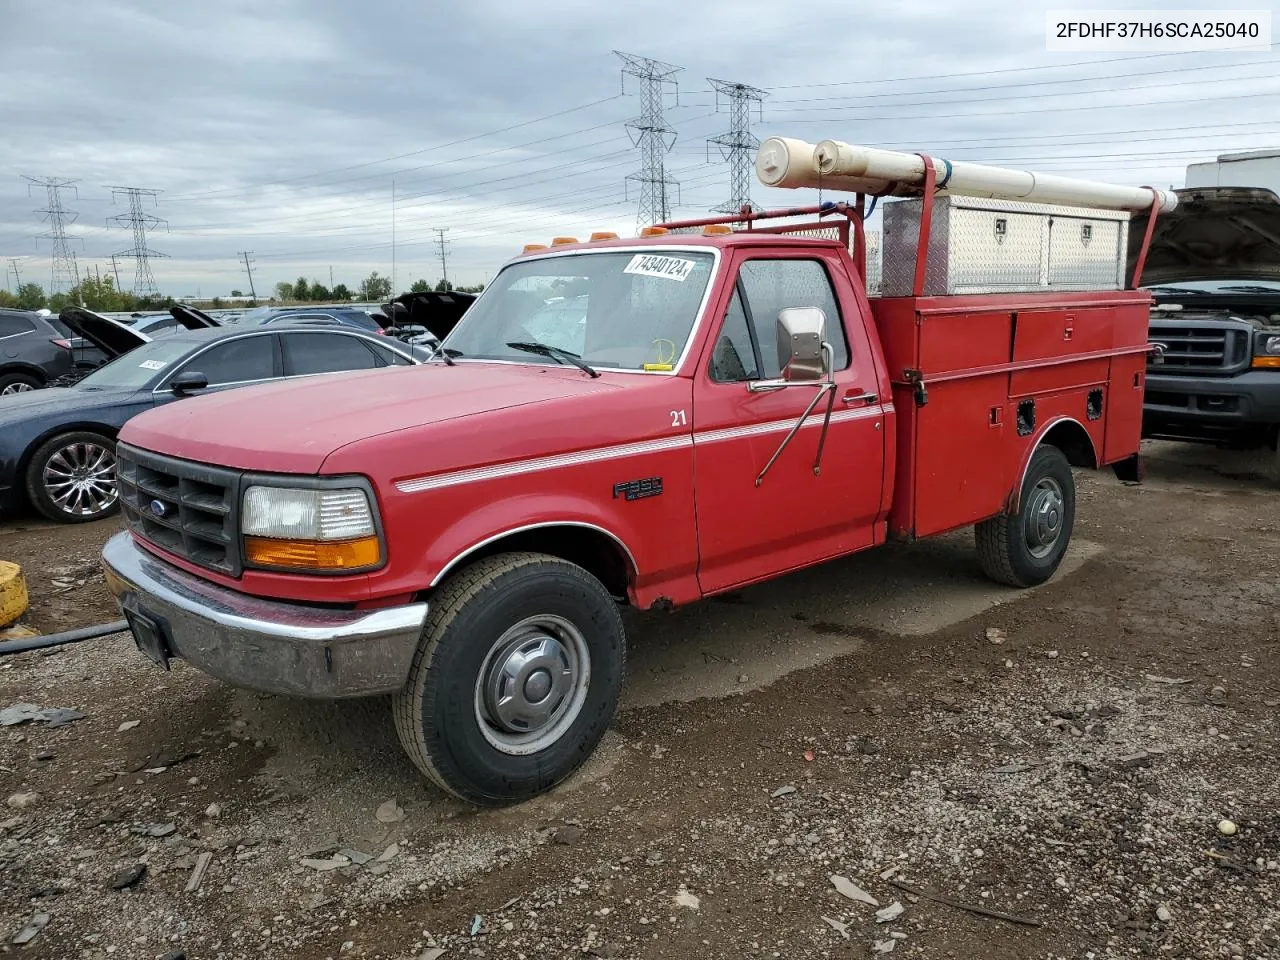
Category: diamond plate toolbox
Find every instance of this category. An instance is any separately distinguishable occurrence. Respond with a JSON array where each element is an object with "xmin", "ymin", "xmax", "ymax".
[{"xmin": 879, "ymin": 195, "xmax": 1129, "ymax": 297}]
